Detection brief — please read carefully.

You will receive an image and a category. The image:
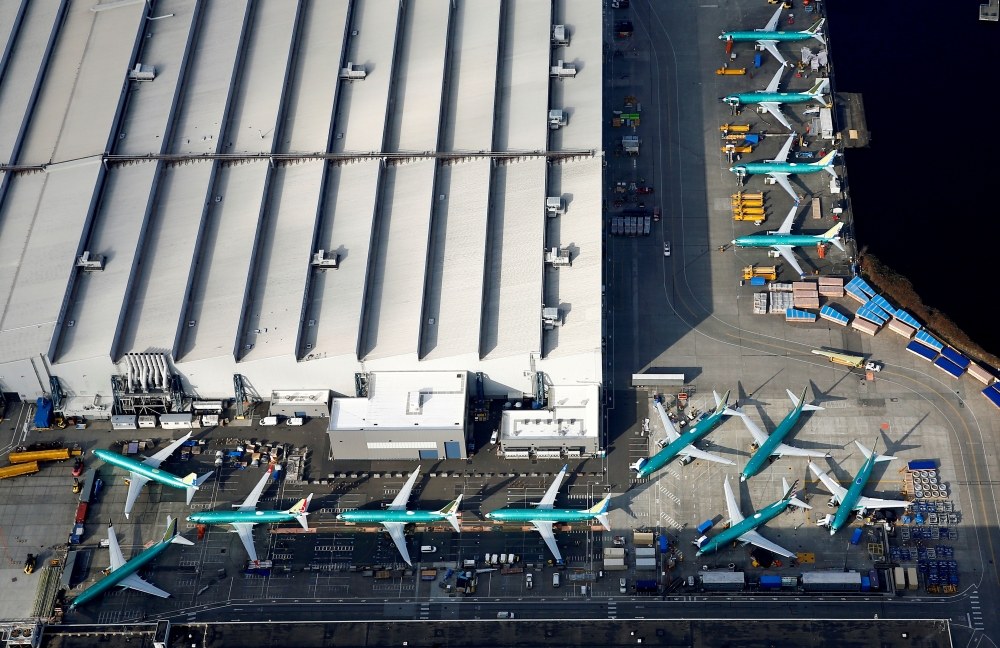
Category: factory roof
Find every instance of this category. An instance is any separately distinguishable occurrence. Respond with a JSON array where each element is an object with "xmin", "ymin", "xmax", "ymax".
[
  {"xmin": 328, "ymin": 371, "xmax": 467, "ymax": 432},
  {"xmin": 500, "ymin": 384, "xmax": 600, "ymax": 442},
  {"xmin": 0, "ymin": 0, "xmax": 602, "ymax": 388}
]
